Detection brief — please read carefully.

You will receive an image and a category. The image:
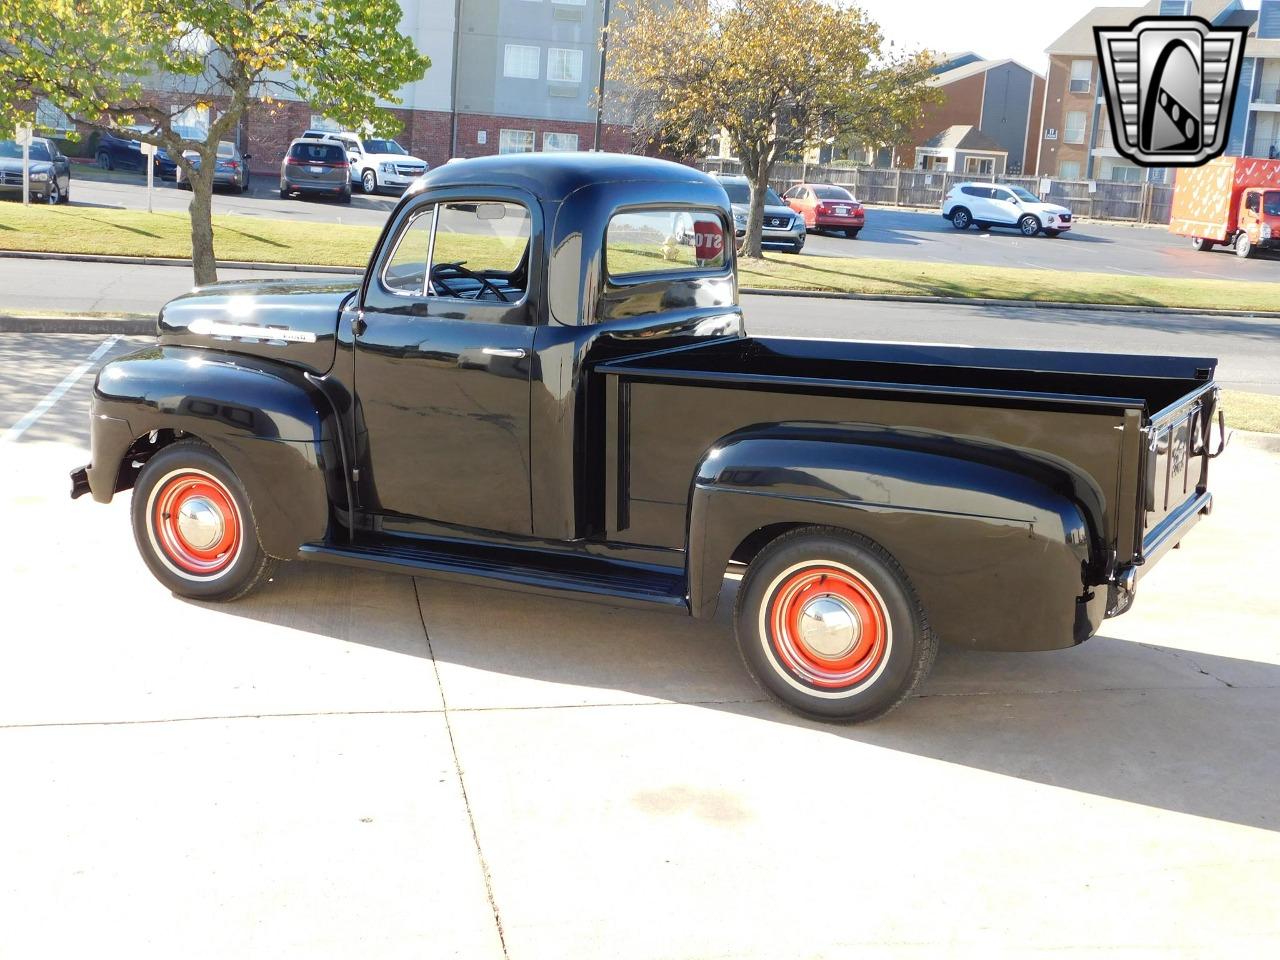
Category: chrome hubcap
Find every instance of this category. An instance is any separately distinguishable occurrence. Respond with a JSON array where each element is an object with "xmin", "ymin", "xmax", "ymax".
[
  {"xmin": 796, "ymin": 595, "xmax": 860, "ymax": 659},
  {"xmin": 176, "ymin": 496, "xmax": 224, "ymax": 550}
]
